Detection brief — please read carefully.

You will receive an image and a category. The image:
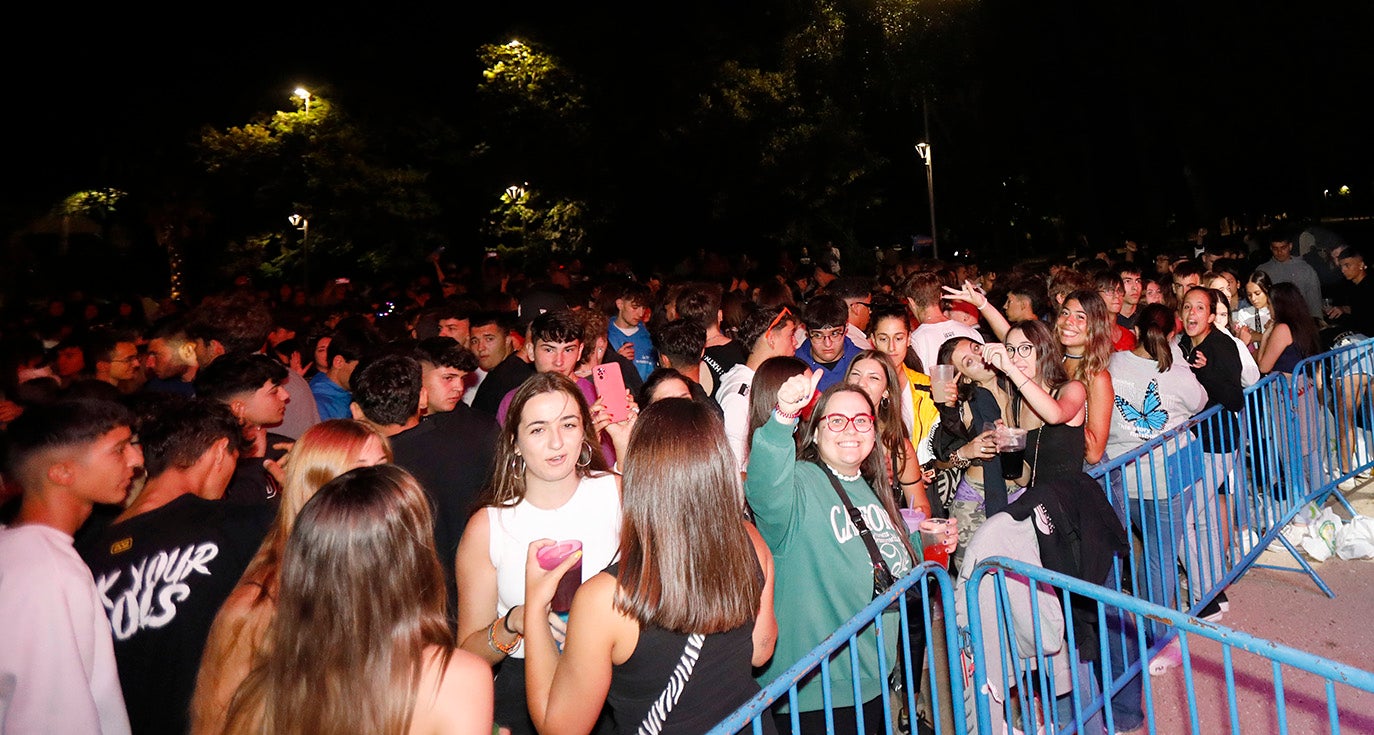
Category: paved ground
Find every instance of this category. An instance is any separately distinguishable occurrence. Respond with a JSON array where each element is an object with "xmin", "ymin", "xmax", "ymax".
[
  {"xmin": 917, "ymin": 477, "xmax": 1374, "ymax": 734},
  {"xmin": 1147, "ymin": 476, "xmax": 1374, "ymax": 734}
]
